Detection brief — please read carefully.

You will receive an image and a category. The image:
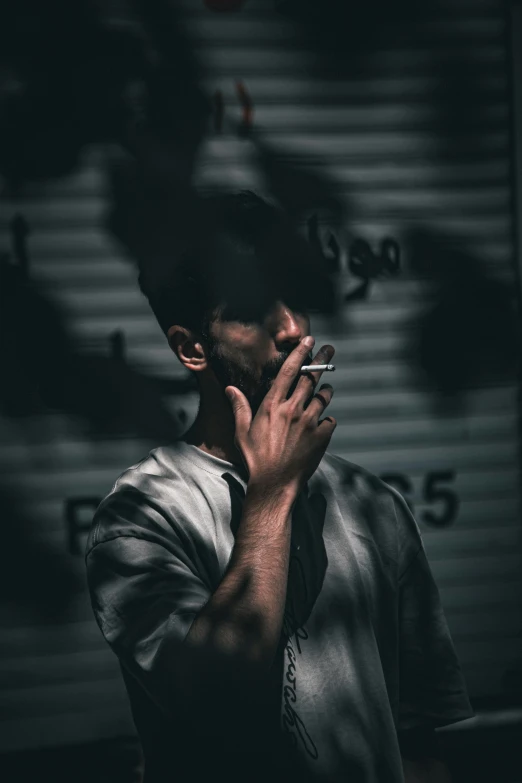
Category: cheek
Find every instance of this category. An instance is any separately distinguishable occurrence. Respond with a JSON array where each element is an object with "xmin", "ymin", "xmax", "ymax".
[{"xmin": 218, "ymin": 325, "xmax": 270, "ymax": 363}]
